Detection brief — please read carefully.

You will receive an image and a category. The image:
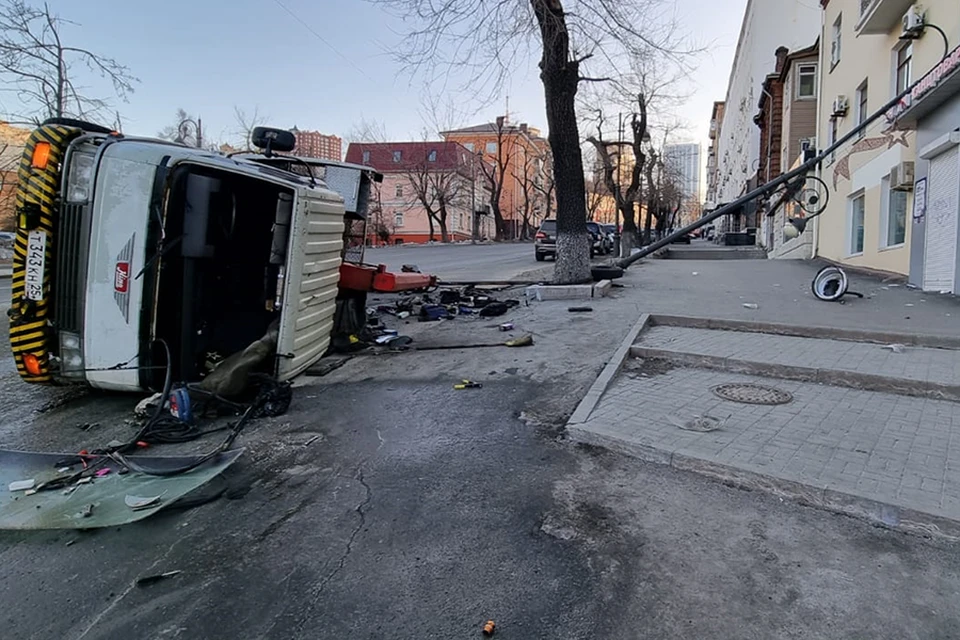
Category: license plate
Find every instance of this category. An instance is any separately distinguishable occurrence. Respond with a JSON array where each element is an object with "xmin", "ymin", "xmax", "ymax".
[{"xmin": 25, "ymin": 230, "xmax": 47, "ymax": 301}]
